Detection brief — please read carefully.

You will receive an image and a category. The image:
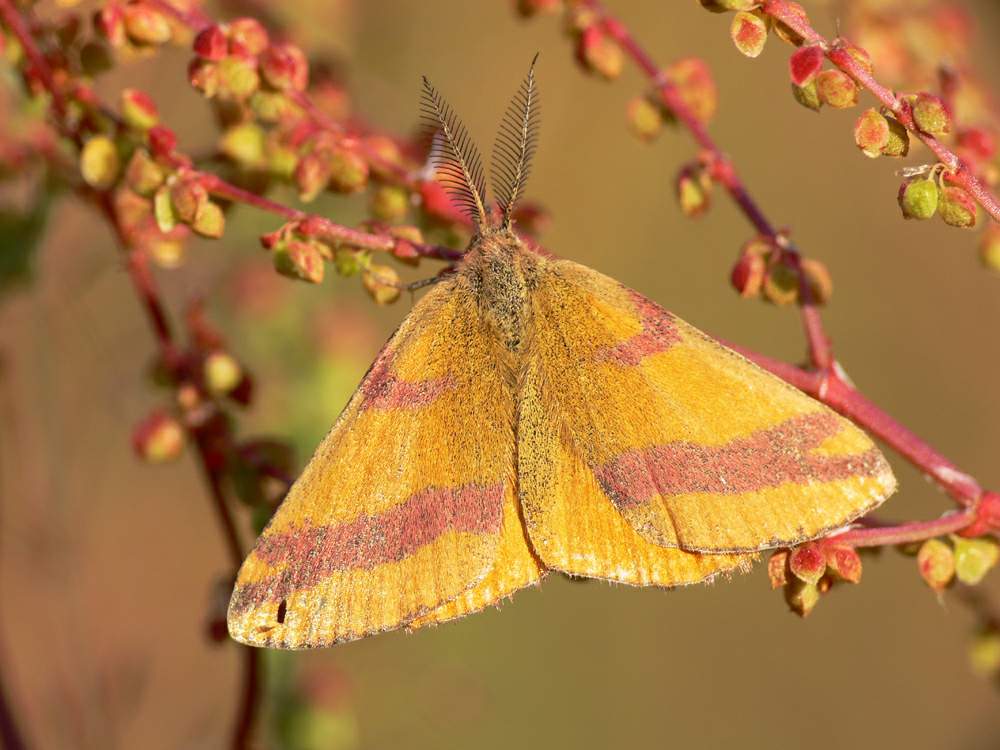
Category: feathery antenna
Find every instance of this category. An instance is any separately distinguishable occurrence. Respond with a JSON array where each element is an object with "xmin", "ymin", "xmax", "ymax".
[
  {"xmin": 492, "ymin": 53, "xmax": 540, "ymax": 230},
  {"xmin": 420, "ymin": 76, "xmax": 489, "ymax": 229}
]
